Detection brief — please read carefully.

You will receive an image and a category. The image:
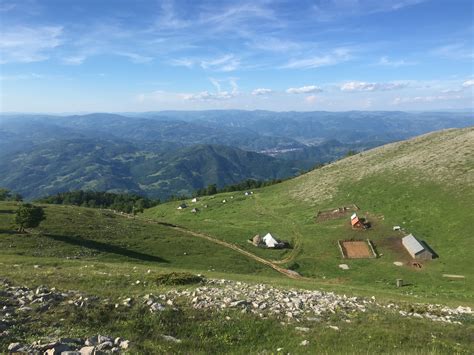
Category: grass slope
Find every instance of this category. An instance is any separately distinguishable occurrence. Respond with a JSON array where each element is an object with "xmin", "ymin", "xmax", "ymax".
[
  {"xmin": 145, "ymin": 128, "xmax": 474, "ymax": 305},
  {"xmin": 1, "ymin": 128, "xmax": 473, "ymax": 353}
]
